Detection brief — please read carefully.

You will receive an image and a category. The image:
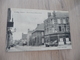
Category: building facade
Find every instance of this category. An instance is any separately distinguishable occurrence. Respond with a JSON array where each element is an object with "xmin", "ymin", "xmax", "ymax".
[
  {"xmin": 7, "ymin": 8, "xmax": 14, "ymax": 49},
  {"xmin": 20, "ymin": 33, "xmax": 27, "ymax": 45},
  {"xmin": 27, "ymin": 29, "xmax": 32, "ymax": 46},
  {"xmin": 22, "ymin": 33, "xmax": 27, "ymax": 40},
  {"xmin": 44, "ymin": 11, "xmax": 71, "ymax": 46},
  {"xmin": 31, "ymin": 23, "xmax": 44, "ymax": 46}
]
